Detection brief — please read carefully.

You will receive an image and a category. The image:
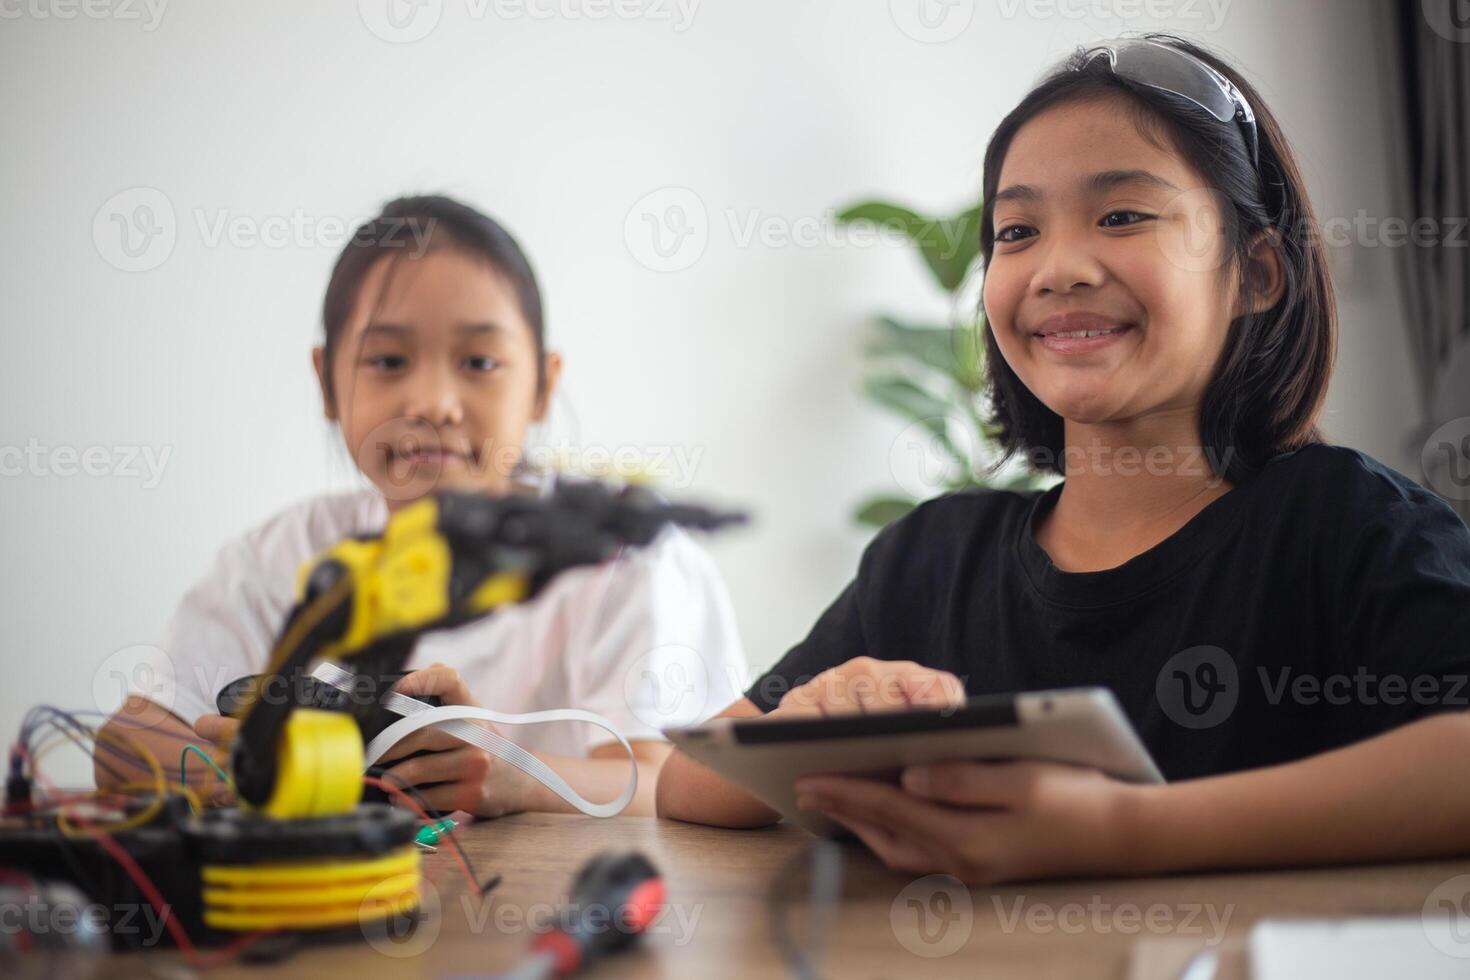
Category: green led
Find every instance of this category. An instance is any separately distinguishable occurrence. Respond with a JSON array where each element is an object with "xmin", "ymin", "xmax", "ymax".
[{"xmin": 415, "ymin": 818, "xmax": 457, "ymax": 847}]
